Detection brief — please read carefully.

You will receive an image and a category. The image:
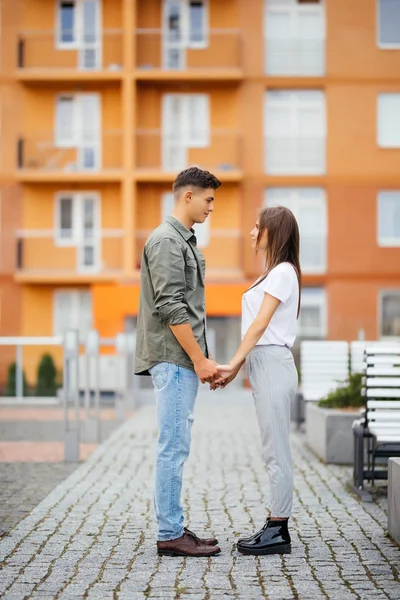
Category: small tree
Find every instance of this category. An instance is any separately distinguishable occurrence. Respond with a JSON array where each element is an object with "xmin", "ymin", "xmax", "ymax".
[
  {"xmin": 35, "ymin": 353, "xmax": 58, "ymax": 397},
  {"xmin": 5, "ymin": 362, "xmax": 29, "ymax": 396}
]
